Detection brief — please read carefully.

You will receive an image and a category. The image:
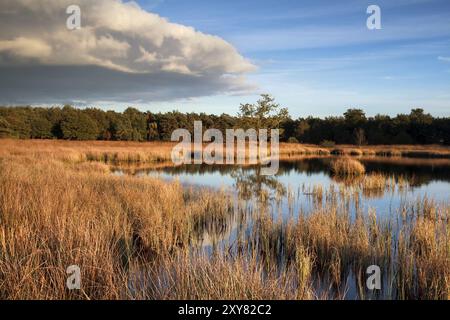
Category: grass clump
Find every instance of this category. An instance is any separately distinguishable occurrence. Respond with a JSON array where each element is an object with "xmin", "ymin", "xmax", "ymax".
[
  {"xmin": 331, "ymin": 158, "xmax": 366, "ymax": 176},
  {"xmin": 145, "ymin": 252, "xmax": 313, "ymax": 300}
]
